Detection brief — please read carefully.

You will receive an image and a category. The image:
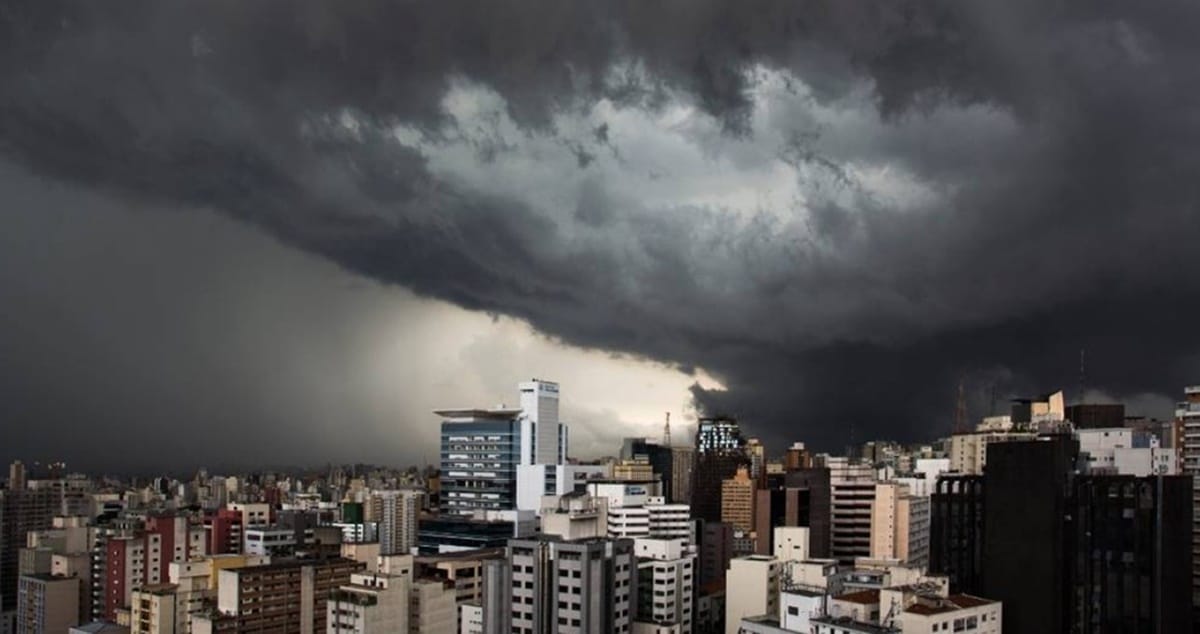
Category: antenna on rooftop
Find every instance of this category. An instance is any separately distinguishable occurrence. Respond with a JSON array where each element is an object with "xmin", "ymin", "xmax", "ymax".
[{"xmin": 663, "ymin": 412, "xmax": 671, "ymax": 447}]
